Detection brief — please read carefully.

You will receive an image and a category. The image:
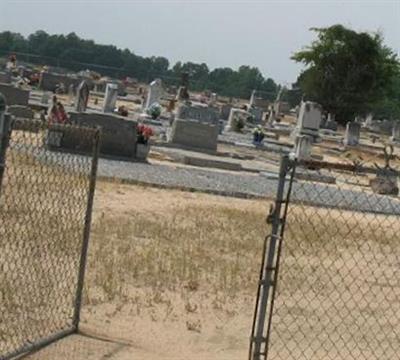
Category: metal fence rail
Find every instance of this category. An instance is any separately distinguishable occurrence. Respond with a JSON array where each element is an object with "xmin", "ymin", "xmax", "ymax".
[
  {"xmin": 251, "ymin": 155, "xmax": 400, "ymax": 359},
  {"xmin": 0, "ymin": 118, "xmax": 100, "ymax": 359}
]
